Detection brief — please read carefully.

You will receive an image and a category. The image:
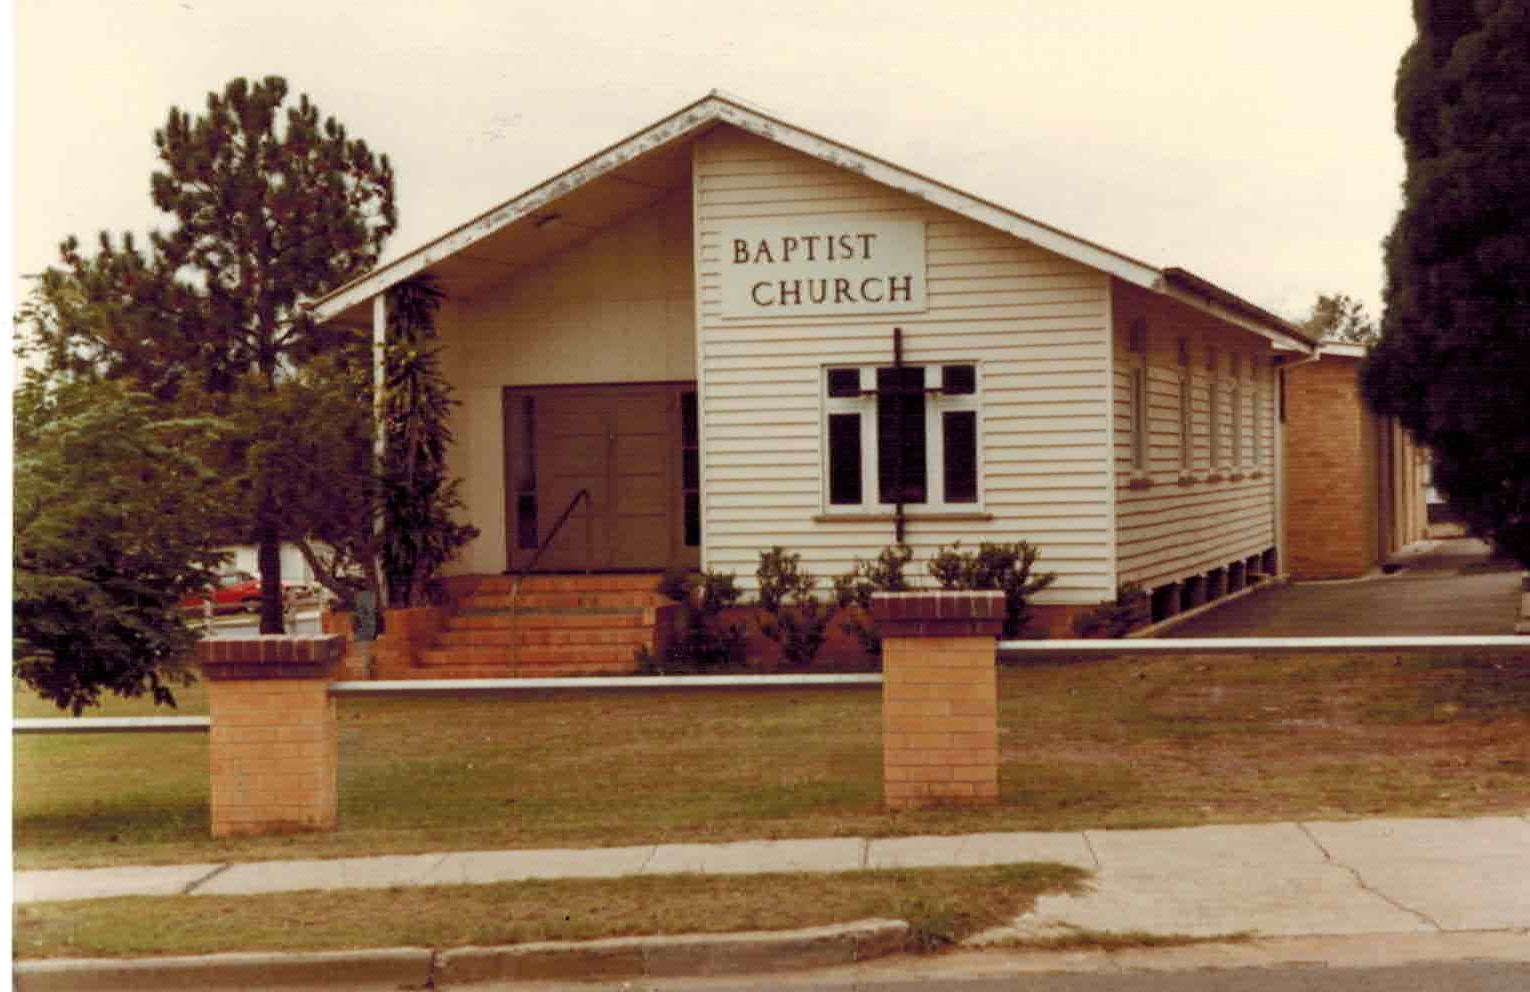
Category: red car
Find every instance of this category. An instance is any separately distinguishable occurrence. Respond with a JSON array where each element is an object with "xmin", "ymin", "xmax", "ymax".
[{"xmin": 182, "ymin": 571, "xmax": 316, "ymax": 614}]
